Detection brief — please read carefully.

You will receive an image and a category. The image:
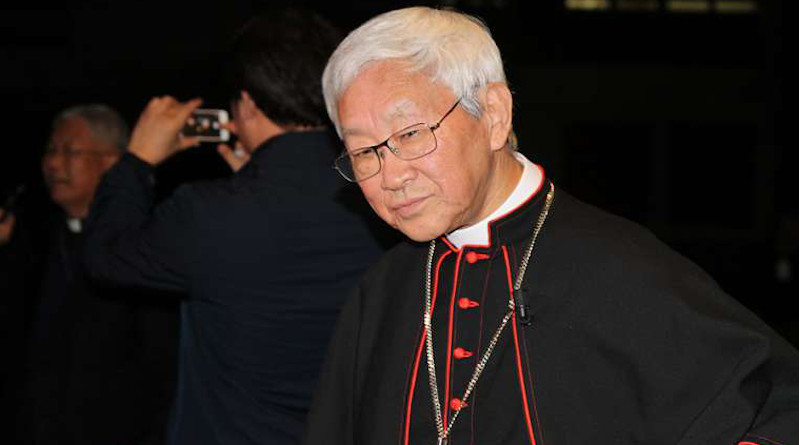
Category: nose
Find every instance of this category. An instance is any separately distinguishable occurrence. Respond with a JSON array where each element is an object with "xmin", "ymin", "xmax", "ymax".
[
  {"xmin": 379, "ymin": 151, "xmax": 416, "ymax": 191},
  {"xmin": 42, "ymin": 152, "xmax": 64, "ymax": 177}
]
